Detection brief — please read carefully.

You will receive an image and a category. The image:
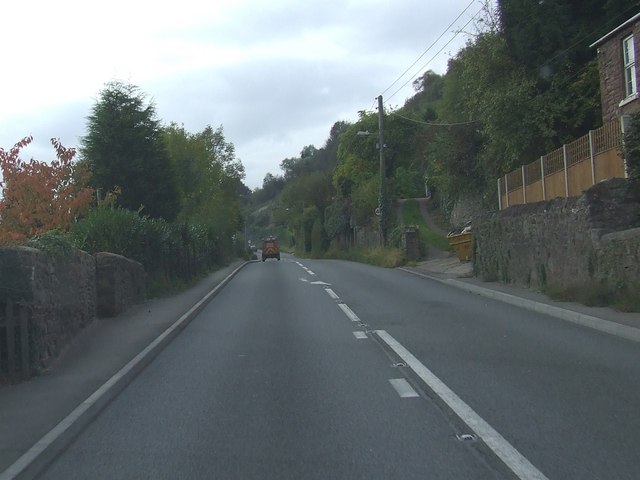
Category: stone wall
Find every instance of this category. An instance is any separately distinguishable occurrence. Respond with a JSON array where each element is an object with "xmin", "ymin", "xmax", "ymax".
[
  {"xmin": 0, "ymin": 247, "xmax": 96, "ymax": 374},
  {"xmin": 597, "ymin": 227, "xmax": 640, "ymax": 287},
  {"xmin": 1, "ymin": 247, "xmax": 146, "ymax": 380},
  {"xmin": 474, "ymin": 179, "xmax": 640, "ymax": 289},
  {"xmin": 96, "ymin": 252, "xmax": 145, "ymax": 317},
  {"xmin": 450, "ymin": 192, "xmax": 485, "ymax": 229}
]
